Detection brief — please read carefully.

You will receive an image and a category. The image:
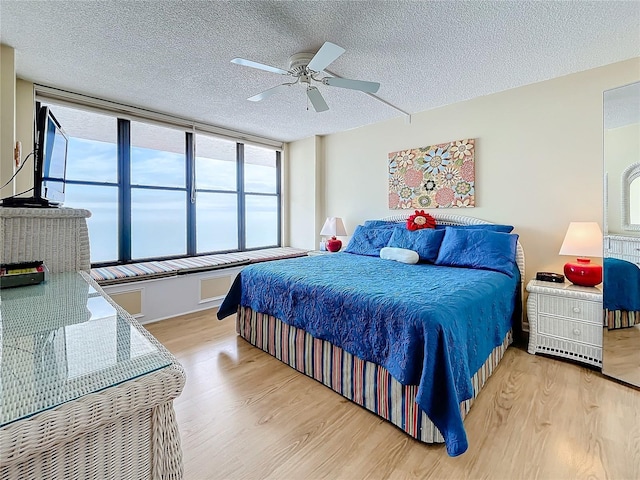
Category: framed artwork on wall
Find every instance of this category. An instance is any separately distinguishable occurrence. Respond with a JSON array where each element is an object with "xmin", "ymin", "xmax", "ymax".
[{"xmin": 388, "ymin": 138, "xmax": 475, "ymax": 209}]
